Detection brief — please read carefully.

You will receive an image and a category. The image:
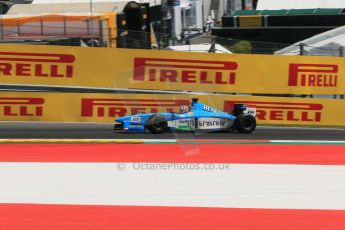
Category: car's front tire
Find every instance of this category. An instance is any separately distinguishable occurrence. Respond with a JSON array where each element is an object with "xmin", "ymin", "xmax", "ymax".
[
  {"xmin": 235, "ymin": 113, "xmax": 256, "ymax": 133},
  {"xmin": 146, "ymin": 115, "xmax": 168, "ymax": 134}
]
